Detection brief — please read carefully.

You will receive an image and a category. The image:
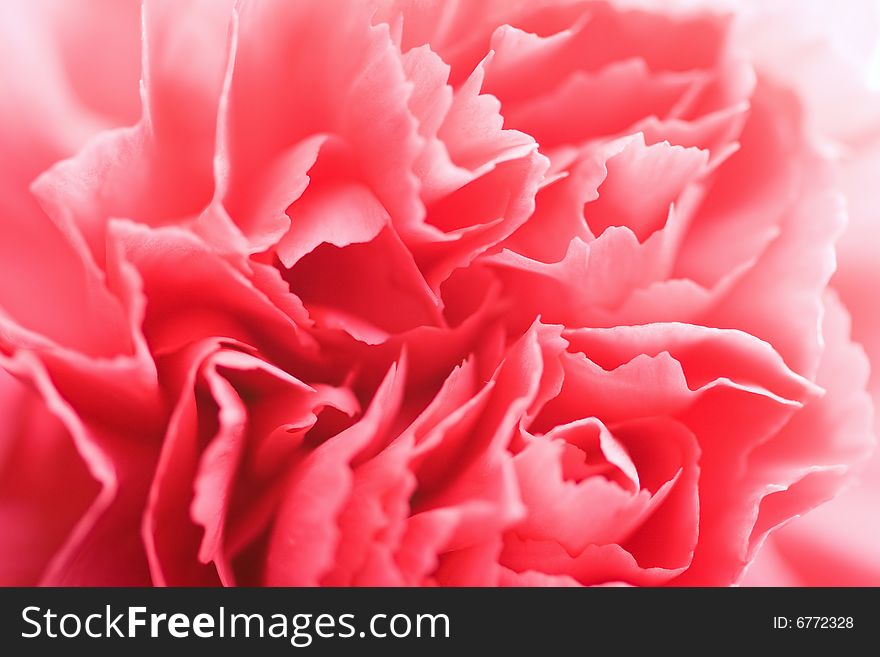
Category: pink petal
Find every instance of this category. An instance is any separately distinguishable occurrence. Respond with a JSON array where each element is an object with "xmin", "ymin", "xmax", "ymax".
[
  {"xmin": 264, "ymin": 359, "xmax": 406, "ymax": 585},
  {"xmin": 0, "ymin": 365, "xmax": 99, "ymax": 585}
]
